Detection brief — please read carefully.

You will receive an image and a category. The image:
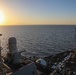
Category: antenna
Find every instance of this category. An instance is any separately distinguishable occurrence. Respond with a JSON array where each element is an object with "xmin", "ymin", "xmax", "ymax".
[
  {"xmin": 0, "ymin": 34, "xmax": 2, "ymax": 62},
  {"xmin": 74, "ymin": 28, "xmax": 76, "ymax": 50},
  {"xmin": 72, "ymin": 28, "xmax": 76, "ymax": 50},
  {"xmin": 0, "ymin": 34, "xmax": 3, "ymax": 73}
]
